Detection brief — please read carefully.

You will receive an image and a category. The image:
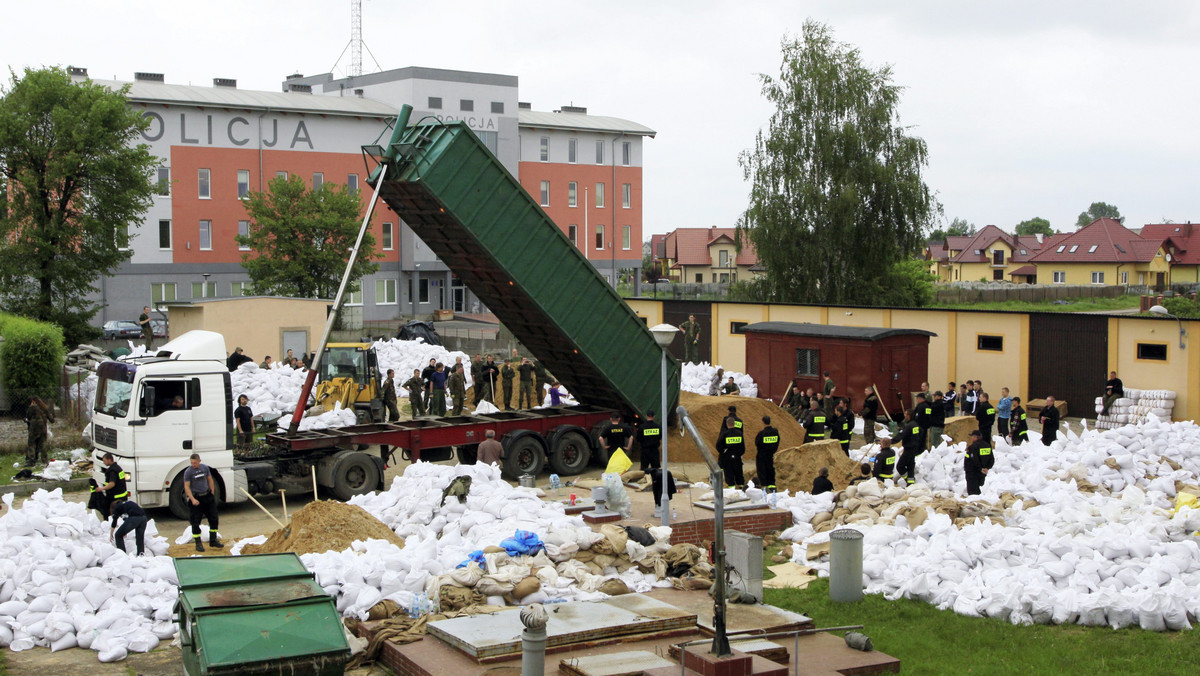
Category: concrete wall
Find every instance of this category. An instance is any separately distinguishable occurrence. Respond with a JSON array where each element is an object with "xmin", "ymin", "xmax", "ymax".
[{"xmin": 166, "ymin": 297, "xmax": 330, "ymax": 359}]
